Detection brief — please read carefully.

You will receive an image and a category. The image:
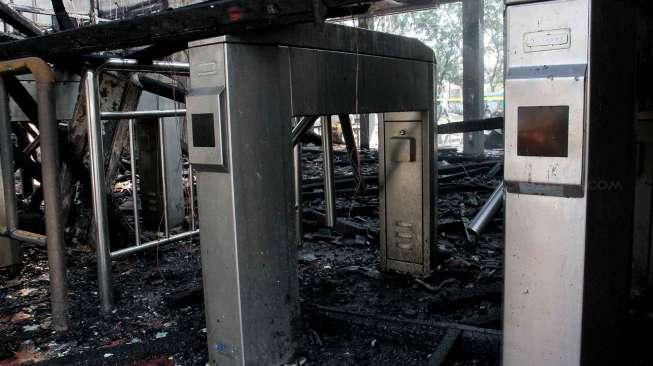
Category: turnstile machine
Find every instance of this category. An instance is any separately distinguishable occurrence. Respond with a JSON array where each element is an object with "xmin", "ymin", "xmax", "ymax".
[
  {"xmin": 503, "ymin": 0, "xmax": 636, "ymax": 365},
  {"xmin": 186, "ymin": 24, "xmax": 435, "ymax": 365}
]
